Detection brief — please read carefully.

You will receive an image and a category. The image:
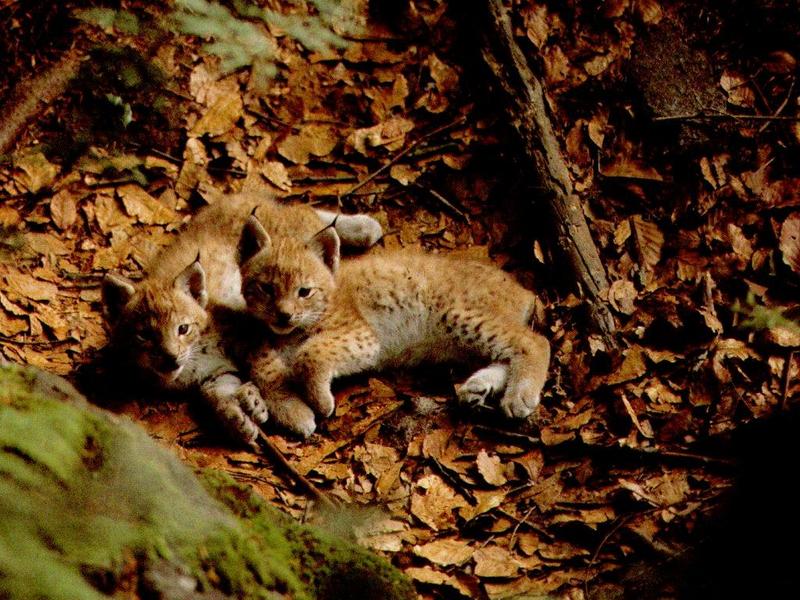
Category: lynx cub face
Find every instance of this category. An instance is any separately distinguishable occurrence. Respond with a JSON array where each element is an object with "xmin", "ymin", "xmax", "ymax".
[
  {"xmin": 103, "ymin": 260, "xmax": 208, "ymax": 384},
  {"xmin": 238, "ymin": 216, "xmax": 339, "ymax": 335}
]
